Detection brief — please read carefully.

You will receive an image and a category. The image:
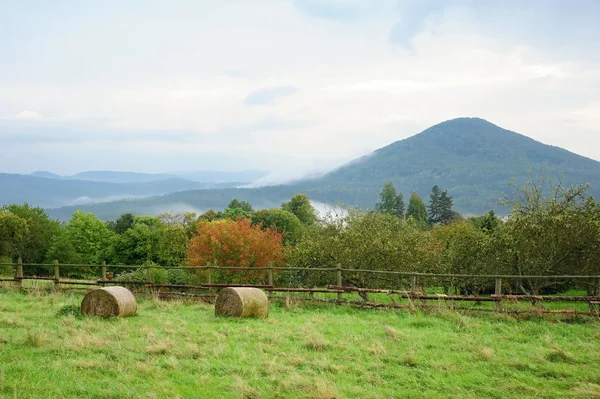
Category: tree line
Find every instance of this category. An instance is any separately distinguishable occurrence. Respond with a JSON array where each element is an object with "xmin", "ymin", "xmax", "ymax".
[
  {"xmin": 374, "ymin": 182, "xmax": 457, "ymax": 226},
  {"xmin": 0, "ymin": 194, "xmax": 315, "ymax": 279},
  {"xmin": 1, "ymin": 176, "xmax": 600, "ymax": 295}
]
